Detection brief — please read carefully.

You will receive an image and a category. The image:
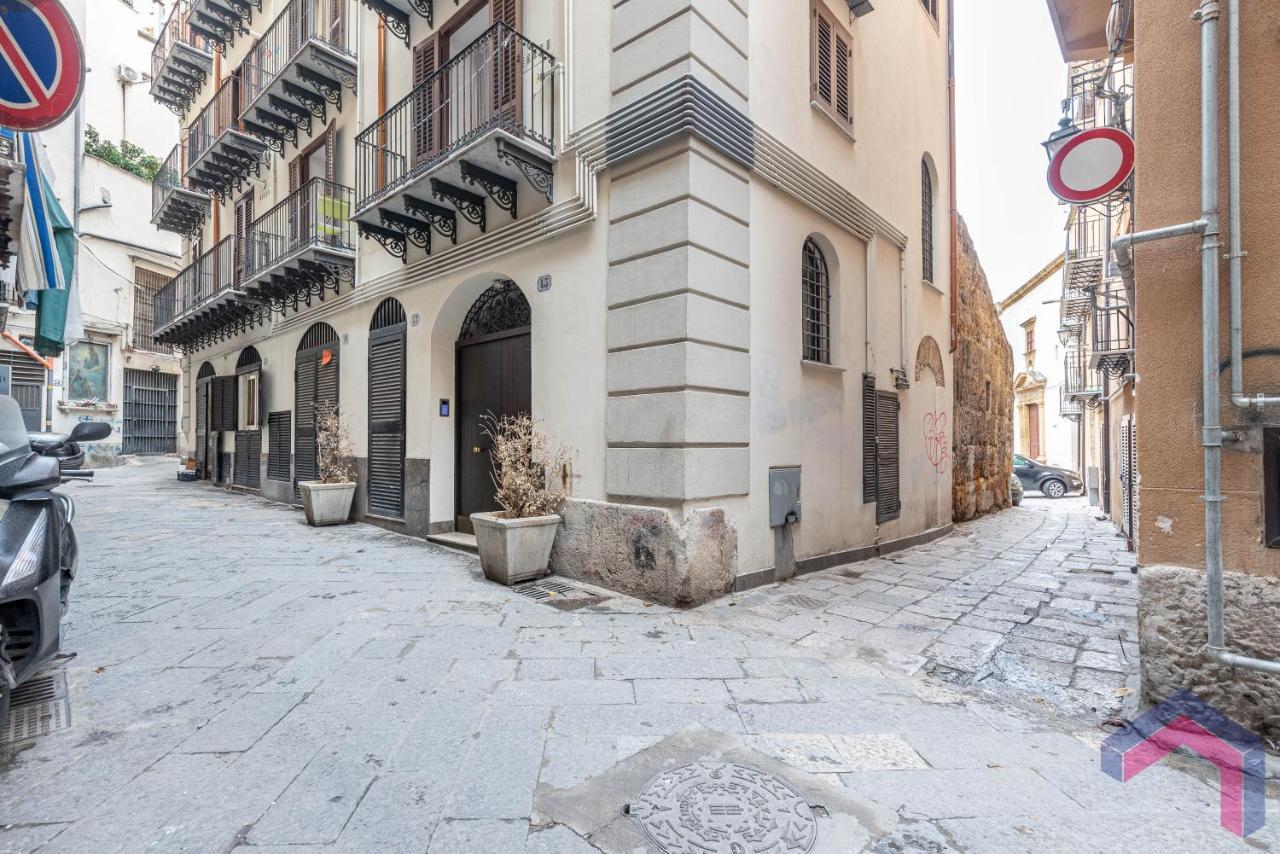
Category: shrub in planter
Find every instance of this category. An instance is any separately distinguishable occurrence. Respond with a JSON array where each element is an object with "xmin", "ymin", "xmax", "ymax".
[
  {"xmin": 299, "ymin": 403, "xmax": 357, "ymax": 526},
  {"xmin": 471, "ymin": 413, "xmax": 575, "ymax": 585}
]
